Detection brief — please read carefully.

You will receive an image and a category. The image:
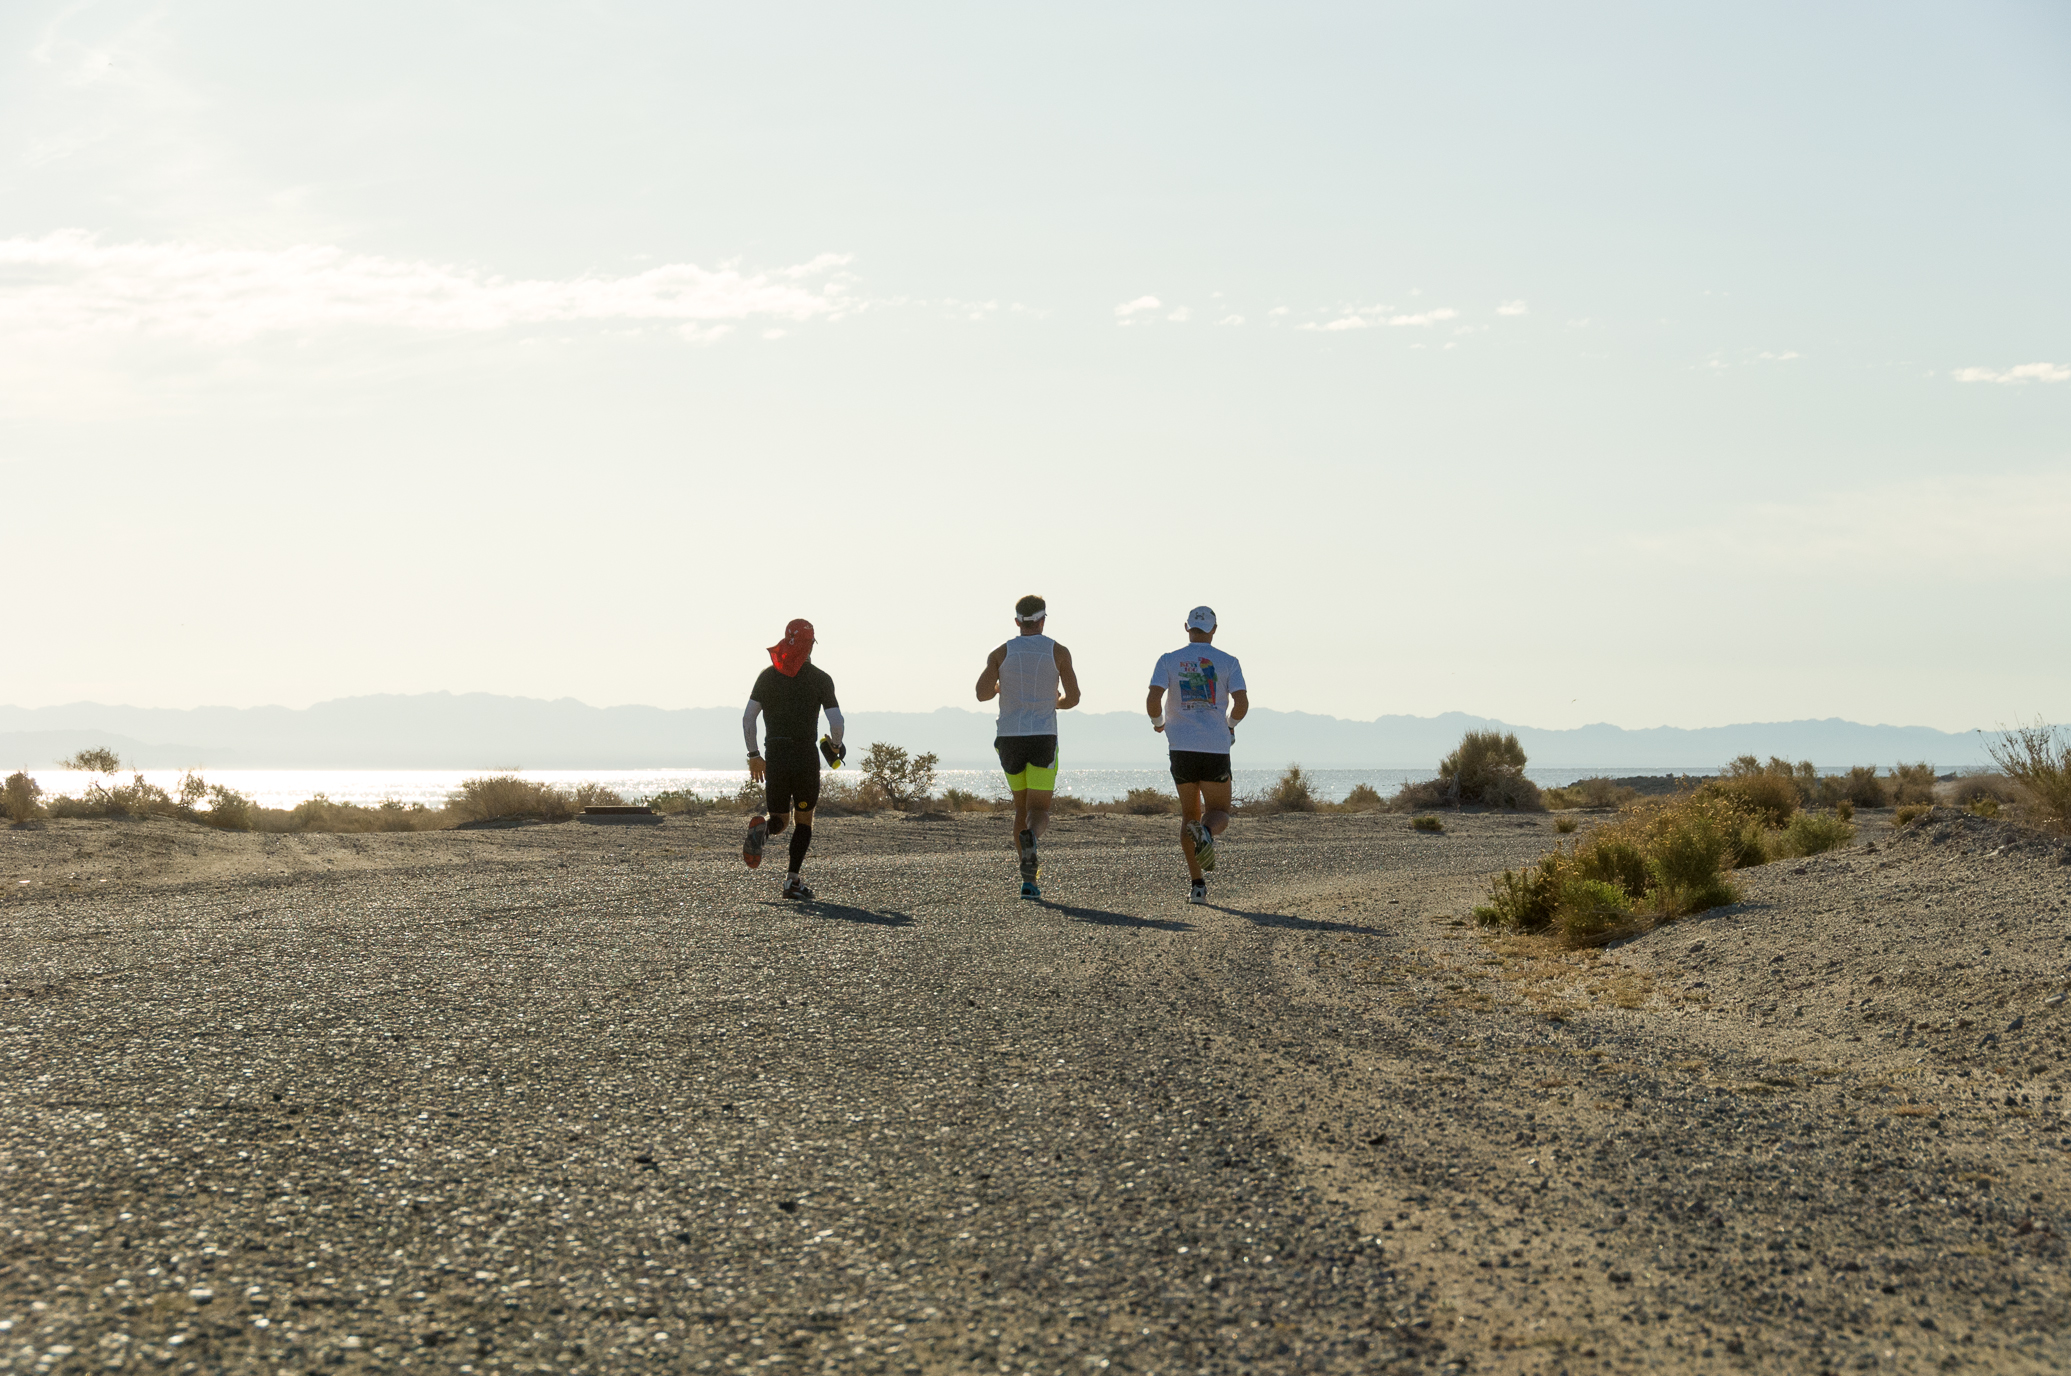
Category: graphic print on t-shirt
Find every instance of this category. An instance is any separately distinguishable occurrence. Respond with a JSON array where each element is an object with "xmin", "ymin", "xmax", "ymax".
[{"xmin": 1177, "ymin": 656, "xmax": 1219, "ymax": 709}]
